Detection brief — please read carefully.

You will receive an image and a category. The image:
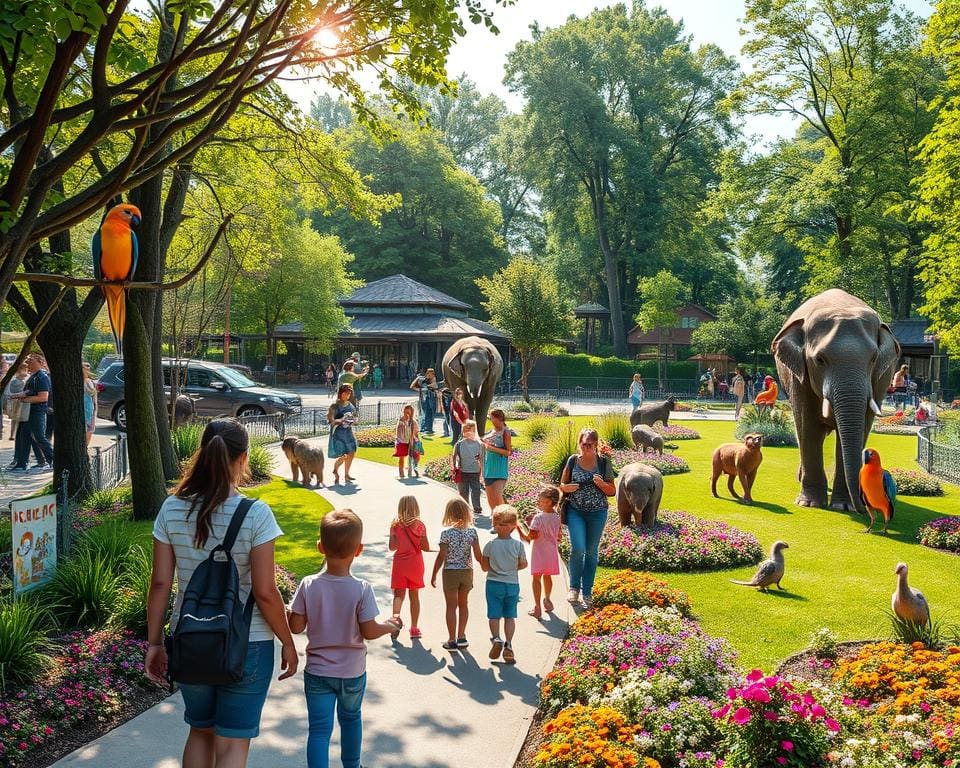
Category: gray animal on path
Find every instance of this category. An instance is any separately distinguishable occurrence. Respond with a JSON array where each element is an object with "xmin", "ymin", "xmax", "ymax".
[
  {"xmin": 891, "ymin": 562, "xmax": 930, "ymax": 626},
  {"xmin": 629, "ymin": 397, "xmax": 677, "ymax": 428},
  {"xmin": 731, "ymin": 541, "xmax": 788, "ymax": 591}
]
